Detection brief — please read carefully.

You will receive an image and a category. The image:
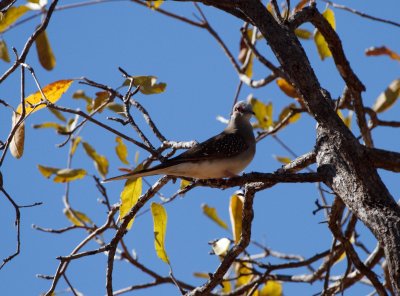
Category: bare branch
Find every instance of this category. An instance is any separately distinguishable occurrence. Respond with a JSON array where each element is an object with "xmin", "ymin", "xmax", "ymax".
[
  {"xmin": 187, "ymin": 185, "xmax": 256, "ymax": 295},
  {"xmin": 319, "ymin": 0, "xmax": 400, "ymax": 28}
]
